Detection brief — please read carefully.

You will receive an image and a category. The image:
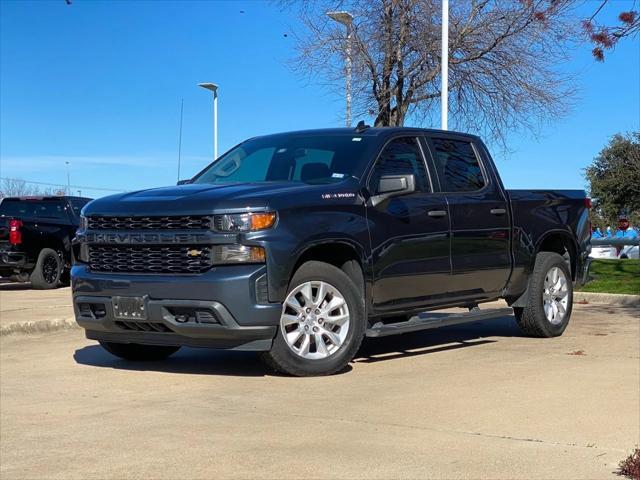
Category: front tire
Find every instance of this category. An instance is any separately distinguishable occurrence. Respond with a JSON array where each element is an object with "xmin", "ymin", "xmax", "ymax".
[
  {"xmin": 260, "ymin": 261, "xmax": 365, "ymax": 376},
  {"xmin": 99, "ymin": 342, "xmax": 180, "ymax": 361},
  {"xmin": 30, "ymin": 248, "xmax": 63, "ymax": 290},
  {"xmin": 515, "ymin": 252, "xmax": 573, "ymax": 337}
]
